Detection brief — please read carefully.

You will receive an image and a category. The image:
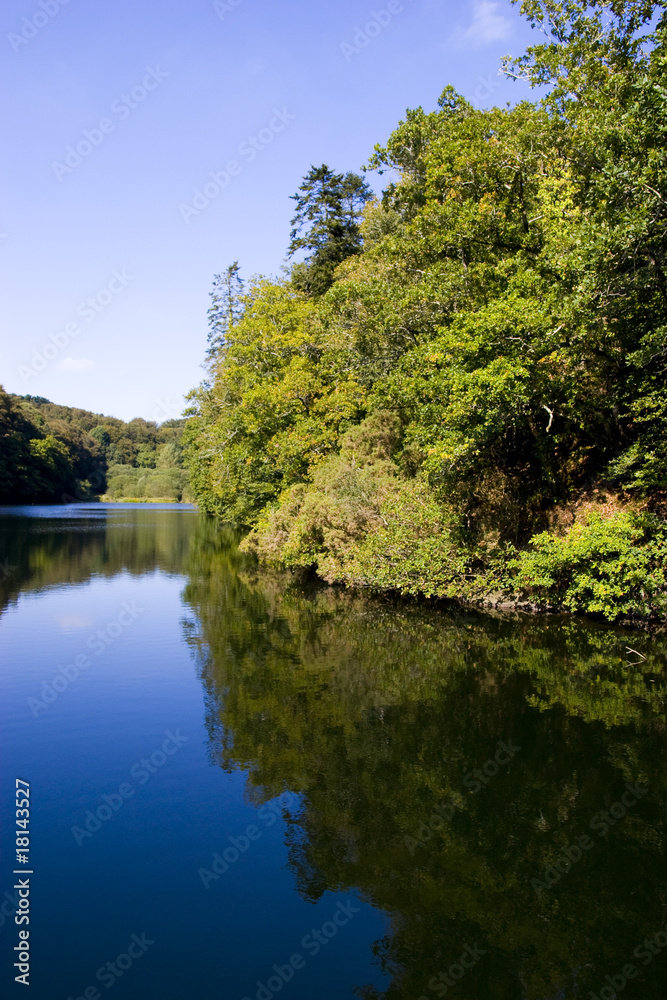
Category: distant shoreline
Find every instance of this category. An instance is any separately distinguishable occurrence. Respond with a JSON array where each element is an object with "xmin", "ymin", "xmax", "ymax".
[{"xmin": 98, "ymin": 497, "xmax": 195, "ymax": 504}]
